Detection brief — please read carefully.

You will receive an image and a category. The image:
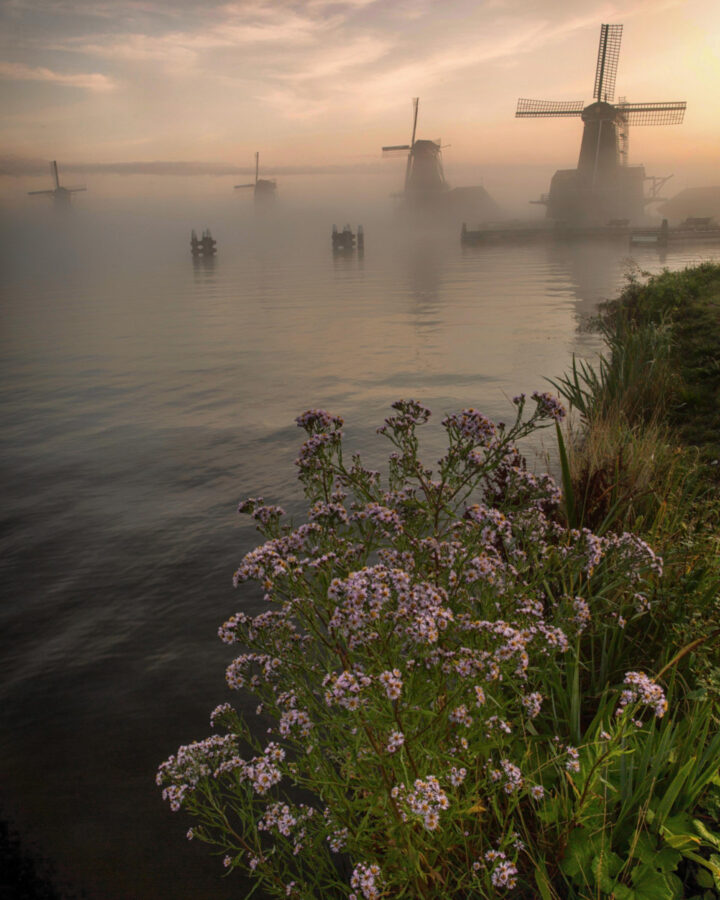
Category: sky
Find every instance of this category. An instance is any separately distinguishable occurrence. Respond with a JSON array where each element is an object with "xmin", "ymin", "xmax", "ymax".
[{"xmin": 1, "ymin": 0, "xmax": 719, "ymax": 198}]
